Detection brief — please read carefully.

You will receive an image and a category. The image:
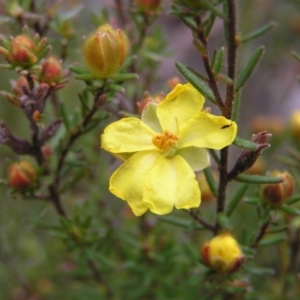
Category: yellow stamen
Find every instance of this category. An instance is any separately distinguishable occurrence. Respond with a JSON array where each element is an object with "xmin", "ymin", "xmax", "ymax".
[{"xmin": 152, "ymin": 131, "xmax": 179, "ymax": 151}]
